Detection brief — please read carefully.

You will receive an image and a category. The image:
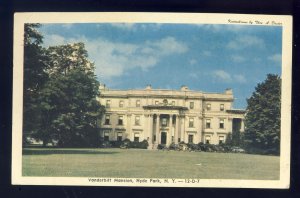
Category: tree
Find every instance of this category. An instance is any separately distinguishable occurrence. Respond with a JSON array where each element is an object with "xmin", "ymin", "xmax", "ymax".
[
  {"xmin": 244, "ymin": 74, "xmax": 281, "ymax": 155},
  {"xmin": 23, "ymin": 24, "xmax": 104, "ymax": 147},
  {"xmin": 35, "ymin": 43, "xmax": 105, "ymax": 147},
  {"xmin": 225, "ymin": 132, "xmax": 233, "ymax": 146},
  {"xmin": 47, "ymin": 43, "xmax": 94, "ymax": 75},
  {"xmin": 23, "ymin": 23, "xmax": 49, "ymax": 143}
]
